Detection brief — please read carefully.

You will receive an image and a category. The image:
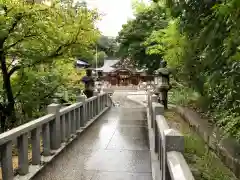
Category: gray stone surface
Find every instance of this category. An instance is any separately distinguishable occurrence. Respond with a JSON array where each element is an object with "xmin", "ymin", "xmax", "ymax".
[
  {"xmin": 47, "ymin": 104, "xmax": 61, "ymax": 150},
  {"xmin": 92, "ymin": 171, "xmax": 152, "ymax": 180},
  {"xmin": 167, "ymin": 151, "xmax": 195, "ymax": 180},
  {"xmin": 33, "ymin": 91, "xmax": 152, "ymax": 180},
  {"xmin": 164, "ymin": 129, "xmax": 184, "ymax": 153}
]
